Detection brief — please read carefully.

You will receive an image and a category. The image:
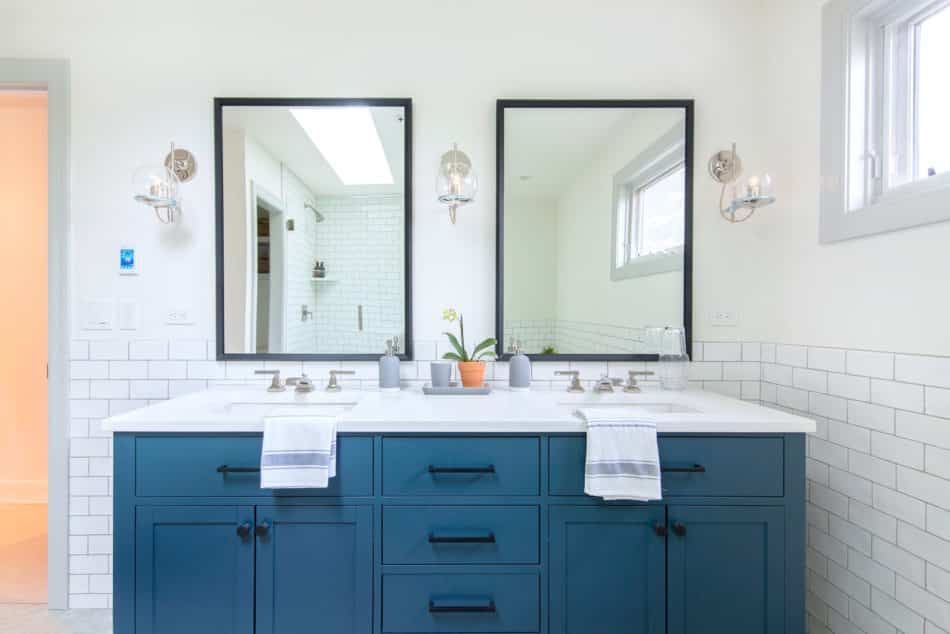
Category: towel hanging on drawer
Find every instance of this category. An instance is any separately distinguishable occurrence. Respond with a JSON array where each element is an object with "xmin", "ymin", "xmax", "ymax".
[
  {"xmin": 575, "ymin": 408, "xmax": 661, "ymax": 502},
  {"xmin": 260, "ymin": 414, "xmax": 337, "ymax": 489}
]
